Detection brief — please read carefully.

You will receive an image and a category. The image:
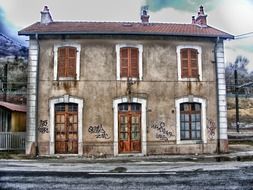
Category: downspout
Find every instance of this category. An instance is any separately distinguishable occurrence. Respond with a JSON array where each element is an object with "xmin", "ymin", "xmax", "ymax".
[
  {"xmin": 214, "ymin": 37, "xmax": 220, "ymax": 154},
  {"xmin": 35, "ymin": 33, "xmax": 40, "ymax": 157}
]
